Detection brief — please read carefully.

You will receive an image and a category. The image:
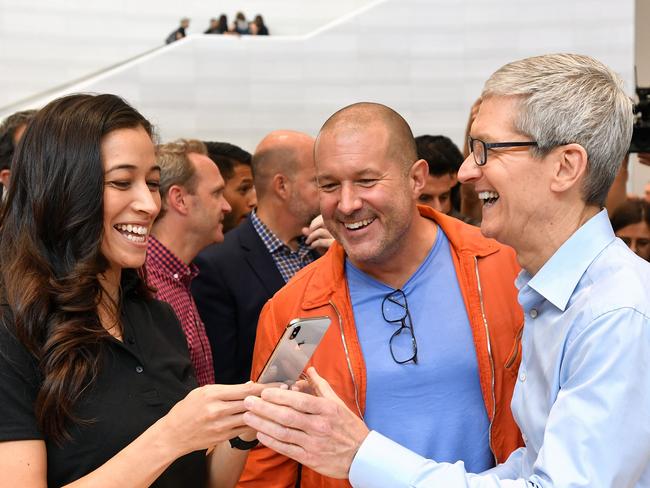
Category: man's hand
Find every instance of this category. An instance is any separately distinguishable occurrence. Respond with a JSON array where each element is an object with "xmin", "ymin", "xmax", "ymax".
[
  {"xmin": 243, "ymin": 367, "xmax": 370, "ymax": 479},
  {"xmin": 302, "ymin": 215, "xmax": 334, "ymax": 254}
]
